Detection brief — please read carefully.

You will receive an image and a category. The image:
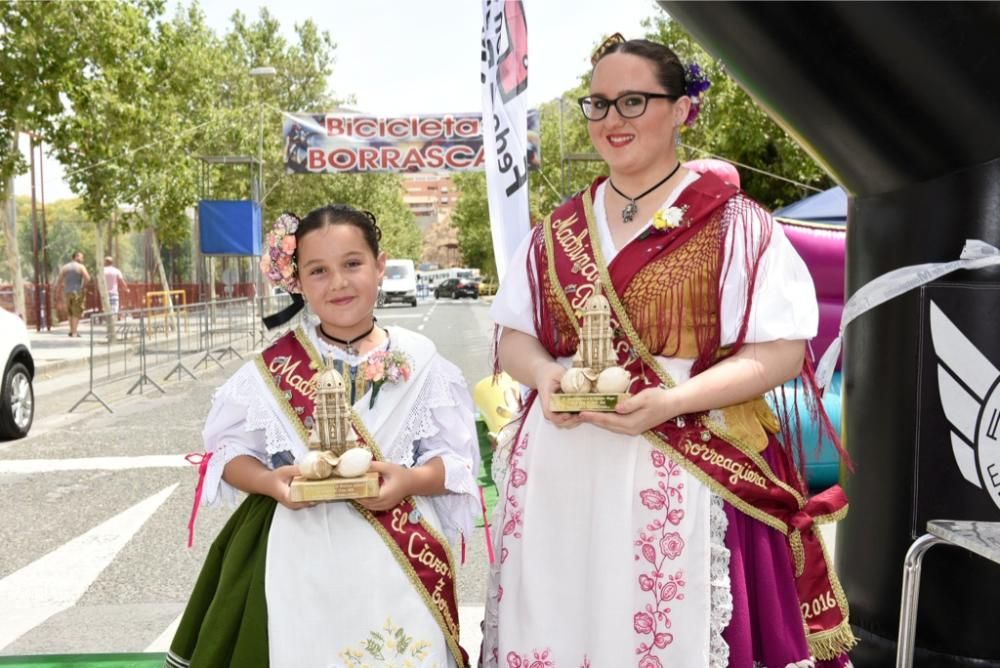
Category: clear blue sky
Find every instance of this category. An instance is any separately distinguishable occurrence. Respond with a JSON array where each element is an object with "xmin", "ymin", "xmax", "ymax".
[{"xmin": 16, "ymin": 0, "xmax": 664, "ymax": 201}]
